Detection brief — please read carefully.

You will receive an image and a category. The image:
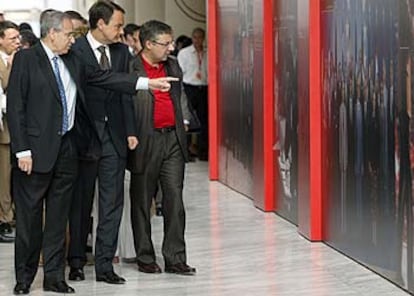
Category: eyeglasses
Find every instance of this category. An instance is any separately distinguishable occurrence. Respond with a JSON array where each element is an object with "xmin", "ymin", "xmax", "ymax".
[{"xmin": 151, "ymin": 40, "xmax": 175, "ymax": 47}]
